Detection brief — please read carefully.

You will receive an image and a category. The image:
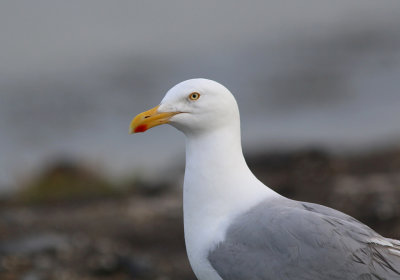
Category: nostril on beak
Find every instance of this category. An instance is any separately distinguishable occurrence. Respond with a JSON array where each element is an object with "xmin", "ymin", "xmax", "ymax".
[{"xmin": 144, "ymin": 116, "xmax": 150, "ymax": 119}]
